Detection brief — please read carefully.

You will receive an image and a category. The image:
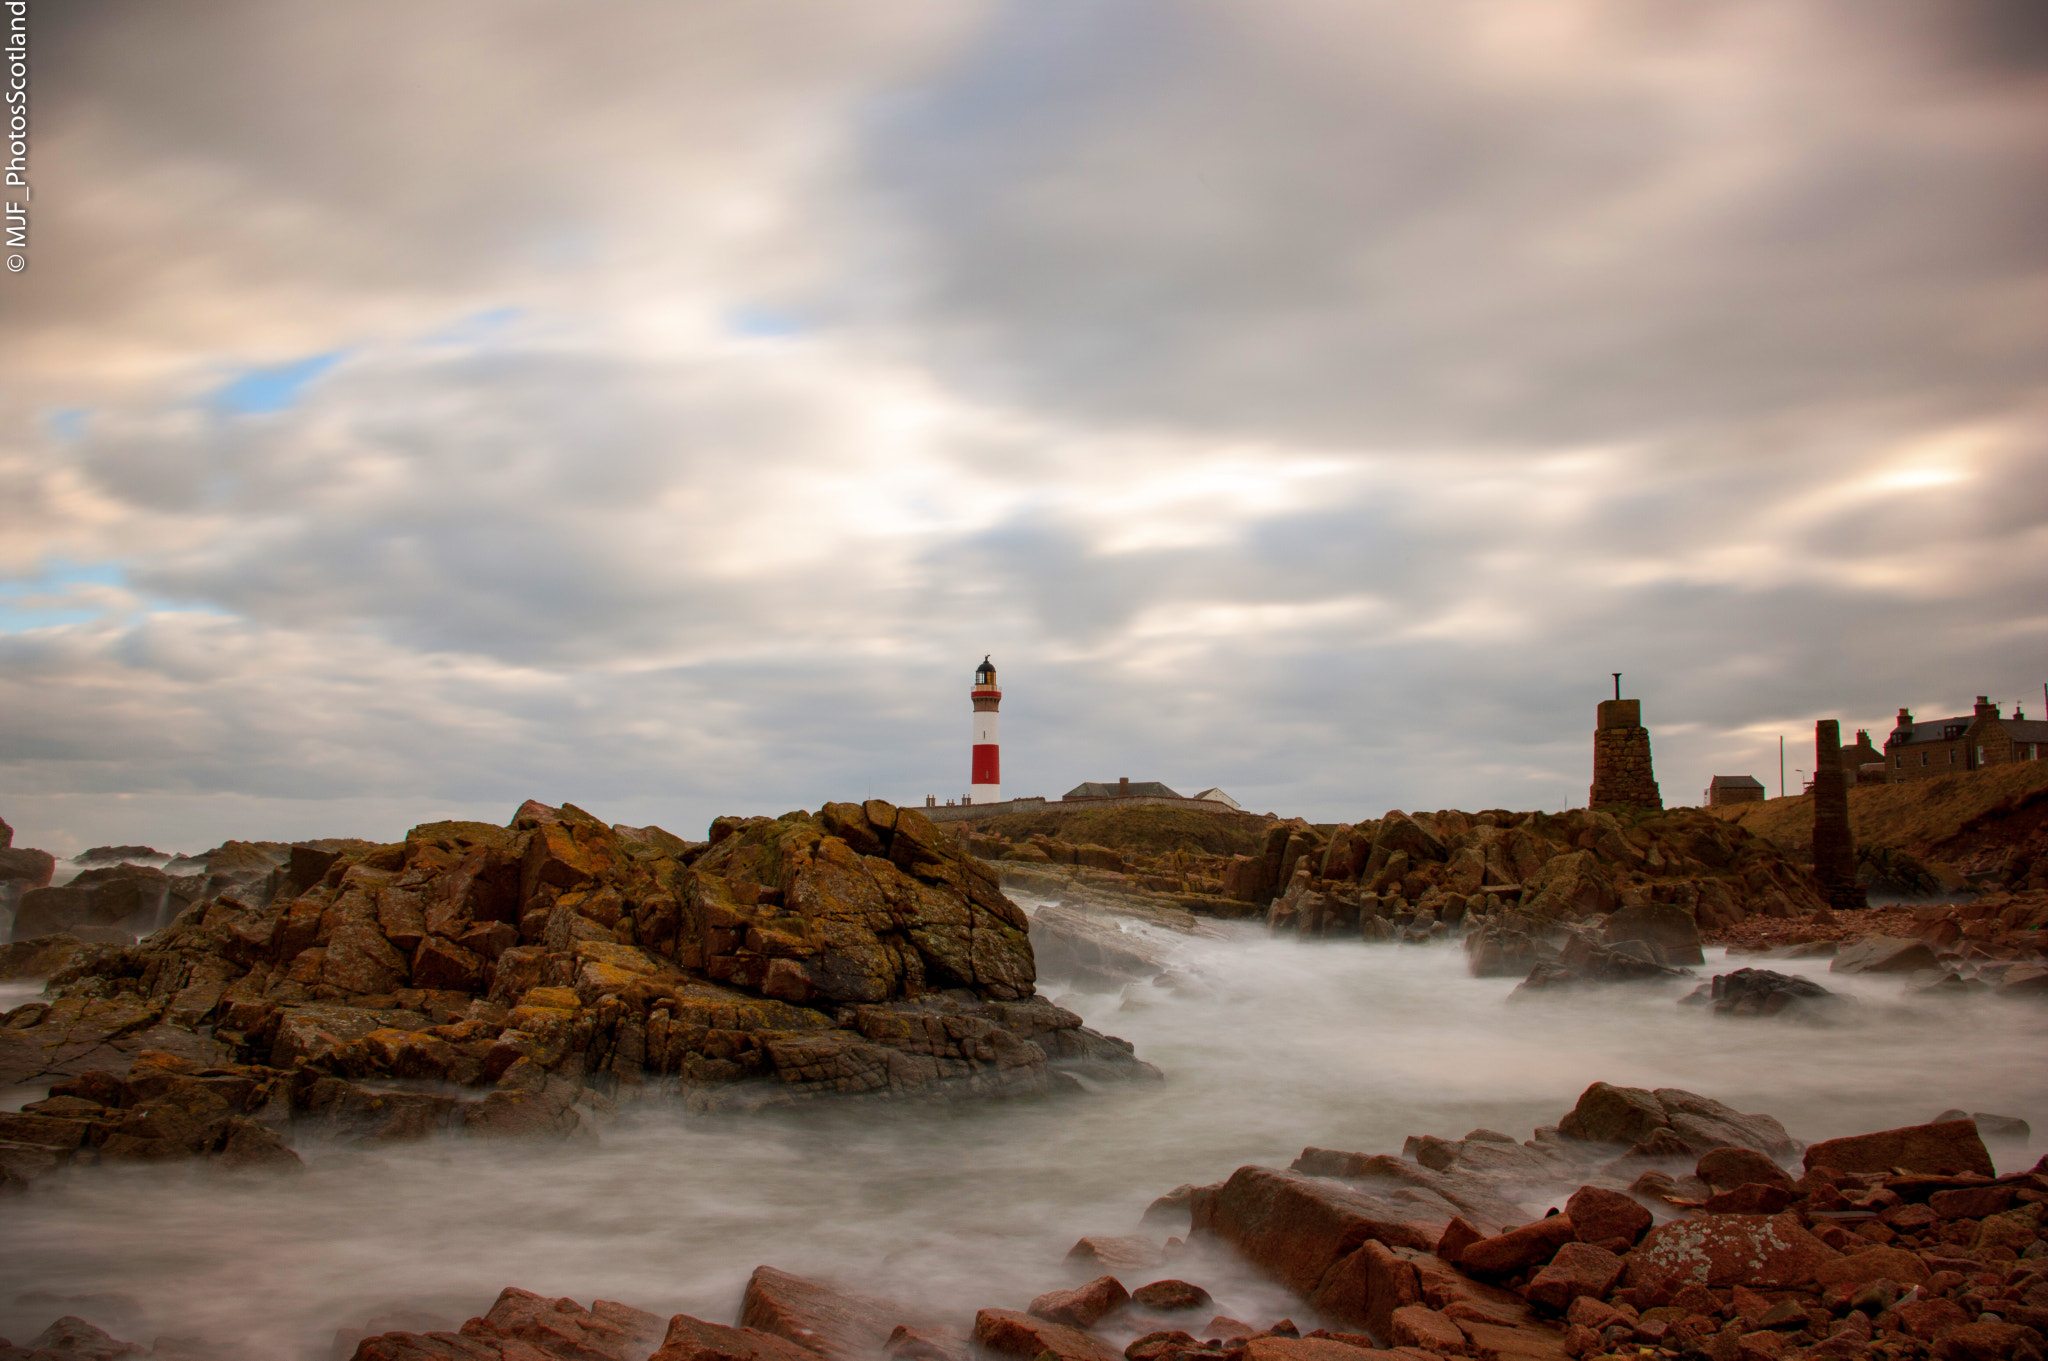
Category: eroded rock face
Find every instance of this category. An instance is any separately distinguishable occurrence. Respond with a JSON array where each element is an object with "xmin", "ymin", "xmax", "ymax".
[
  {"xmin": 683, "ymin": 801, "xmax": 1035, "ymax": 1005},
  {"xmin": 1802, "ymin": 1118, "xmax": 1995, "ymax": 1178},
  {"xmin": 1557, "ymin": 1081, "xmax": 1799, "ymax": 1159},
  {"xmin": 0, "ymin": 800, "xmax": 1155, "ymax": 1183},
  {"xmin": 1623, "ymin": 1212, "xmax": 1840, "ymax": 1291}
]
